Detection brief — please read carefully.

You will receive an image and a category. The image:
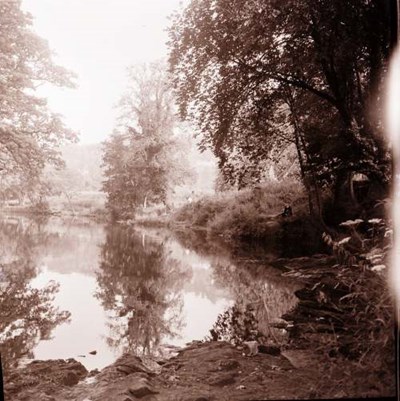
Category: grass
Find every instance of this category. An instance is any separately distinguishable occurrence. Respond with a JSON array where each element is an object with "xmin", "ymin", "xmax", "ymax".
[
  {"xmin": 171, "ymin": 180, "xmax": 324, "ymax": 256},
  {"xmin": 175, "ymin": 181, "xmax": 307, "ymax": 230}
]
